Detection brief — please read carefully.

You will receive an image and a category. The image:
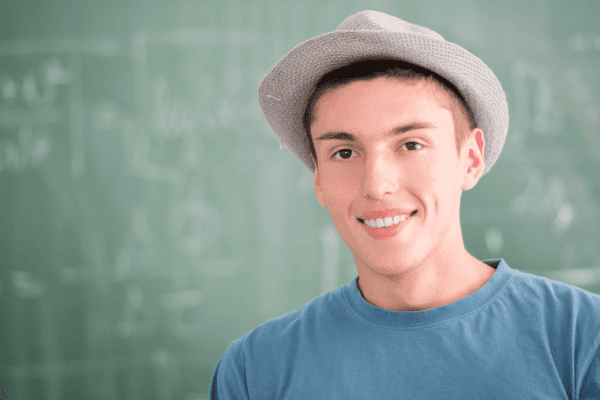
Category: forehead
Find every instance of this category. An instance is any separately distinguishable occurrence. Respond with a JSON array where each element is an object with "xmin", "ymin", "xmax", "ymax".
[{"xmin": 312, "ymin": 78, "xmax": 453, "ymax": 141}]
